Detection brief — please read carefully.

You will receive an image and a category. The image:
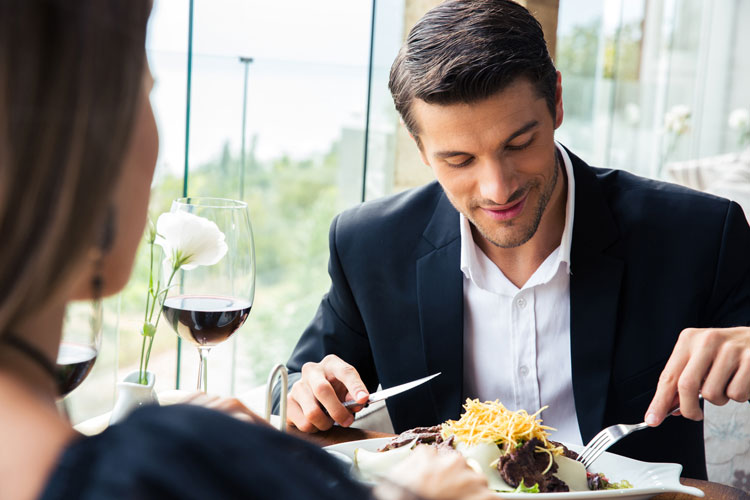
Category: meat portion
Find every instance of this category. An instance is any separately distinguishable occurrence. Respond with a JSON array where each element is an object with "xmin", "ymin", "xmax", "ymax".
[
  {"xmin": 549, "ymin": 440, "xmax": 579, "ymax": 460},
  {"xmin": 435, "ymin": 434, "xmax": 455, "ymax": 452},
  {"xmin": 378, "ymin": 426, "xmax": 446, "ymax": 451},
  {"xmin": 497, "ymin": 438, "xmax": 569, "ymax": 492}
]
